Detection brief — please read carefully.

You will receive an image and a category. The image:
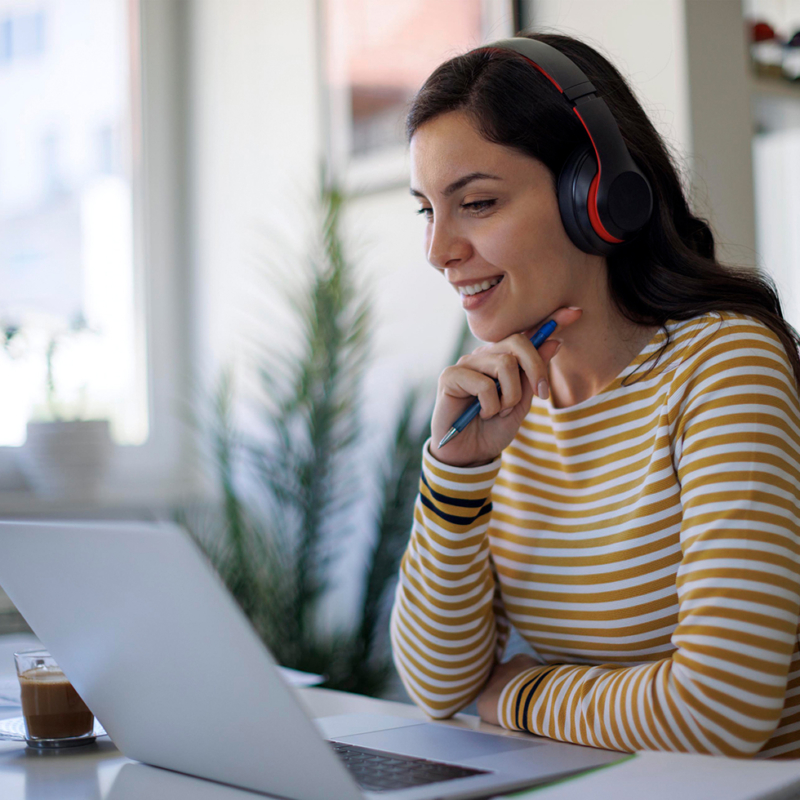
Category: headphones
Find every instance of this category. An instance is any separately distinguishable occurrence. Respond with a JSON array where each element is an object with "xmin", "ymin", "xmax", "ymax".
[{"xmin": 481, "ymin": 38, "xmax": 653, "ymax": 256}]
